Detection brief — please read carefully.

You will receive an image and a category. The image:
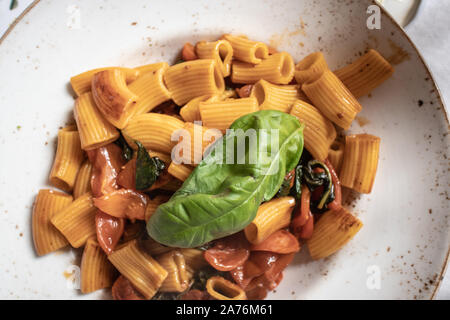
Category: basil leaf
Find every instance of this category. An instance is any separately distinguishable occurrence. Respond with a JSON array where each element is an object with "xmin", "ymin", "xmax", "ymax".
[
  {"xmin": 135, "ymin": 141, "xmax": 166, "ymax": 190},
  {"xmin": 147, "ymin": 110, "xmax": 304, "ymax": 248},
  {"xmin": 115, "ymin": 132, "xmax": 133, "ymax": 161}
]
